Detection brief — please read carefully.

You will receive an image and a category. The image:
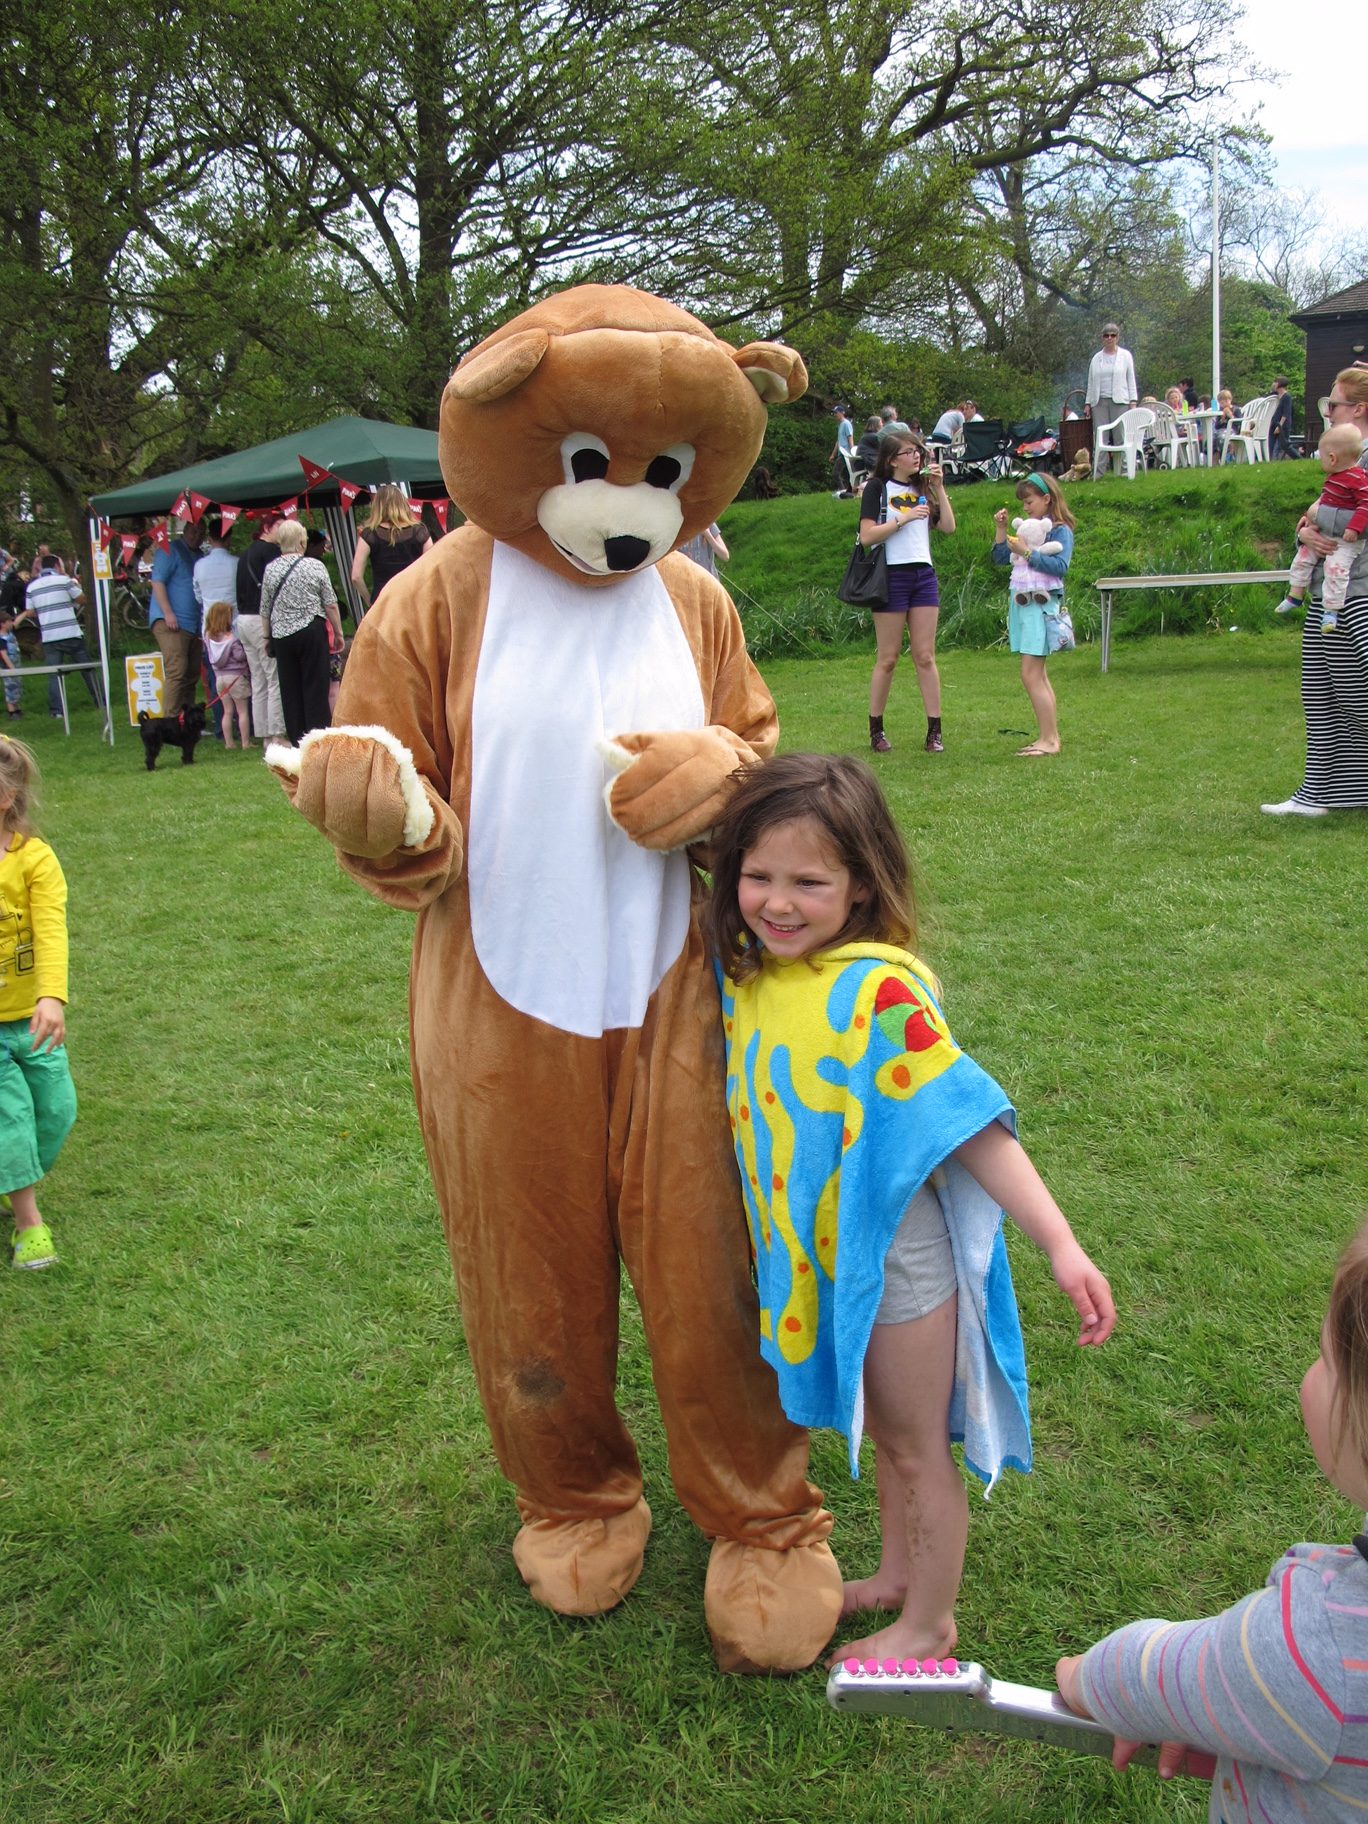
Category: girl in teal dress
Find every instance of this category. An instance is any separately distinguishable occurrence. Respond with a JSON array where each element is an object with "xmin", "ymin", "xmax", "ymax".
[{"xmin": 991, "ymin": 472, "xmax": 1075, "ymax": 756}]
